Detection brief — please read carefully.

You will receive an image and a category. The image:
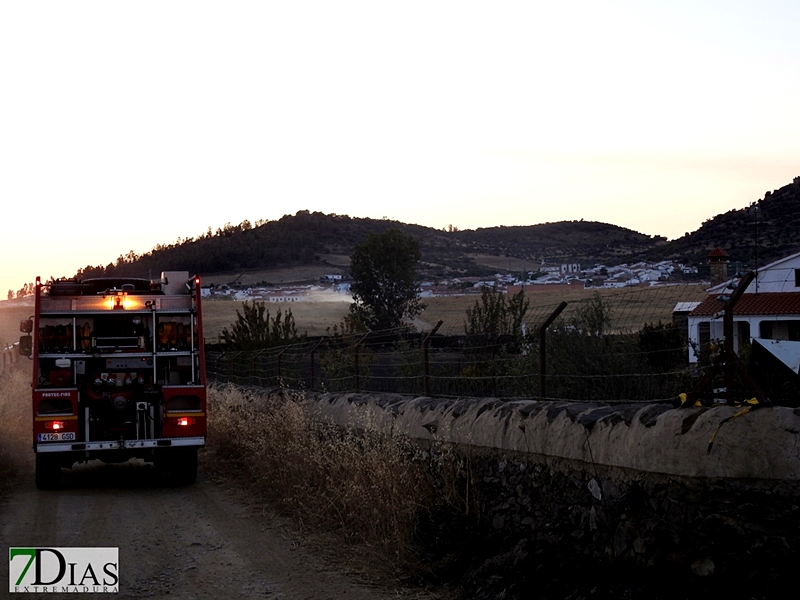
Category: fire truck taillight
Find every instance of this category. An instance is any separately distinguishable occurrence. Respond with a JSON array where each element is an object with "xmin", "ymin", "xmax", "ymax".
[
  {"xmin": 44, "ymin": 421, "xmax": 66, "ymax": 430},
  {"xmin": 174, "ymin": 417, "xmax": 196, "ymax": 426}
]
